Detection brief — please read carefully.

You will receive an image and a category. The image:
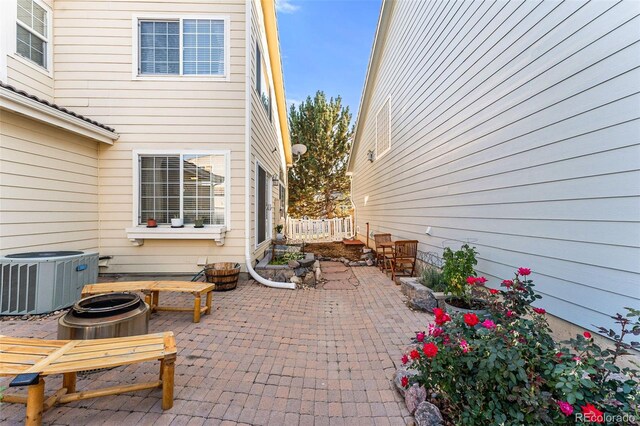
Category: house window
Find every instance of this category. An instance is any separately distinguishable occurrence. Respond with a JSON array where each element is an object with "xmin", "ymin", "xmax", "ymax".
[
  {"xmin": 16, "ymin": 0, "xmax": 49, "ymax": 69},
  {"xmin": 138, "ymin": 18, "xmax": 226, "ymax": 76},
  {"xmin": 256, "ymin": 163, "xmax": 271, "ymax": 245},
  {"xmin": 375, "ymin": 98, "xmax": 391, "ymax": 158},
  {"xmin": 255, "ymin": 44, "xmax": 272, "ymax": 120},
  {"xmin": 138, "ymin": 153, "xmax": 227, "ymax": 225}
]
